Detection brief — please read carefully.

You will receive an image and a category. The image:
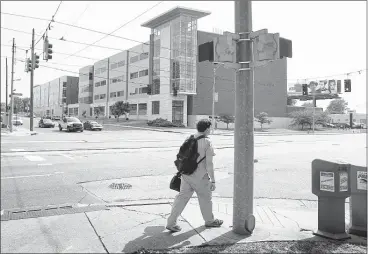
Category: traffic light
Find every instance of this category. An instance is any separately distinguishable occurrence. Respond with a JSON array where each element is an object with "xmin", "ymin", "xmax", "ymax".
[
  {"xmin": 344, "ymin": 79, "xmax": 351, "ymax": 92},
  {"xmin": 43, "ymin": 37, "xmax": 53, "ymax": 61},
  {"xmin": 147, "ymin": 84, "xmax": 151, "ymax": 95},
  {"xmin": 33, "ymin": 54, "xmax": 39, "ymax": 69},
  {"xmin": 302, "ymin": 84, "xmax": 308, "ymax": 95},
  {"xmin": 25, "ymin": 58, "xmax": 32, "ymax": 72}
]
